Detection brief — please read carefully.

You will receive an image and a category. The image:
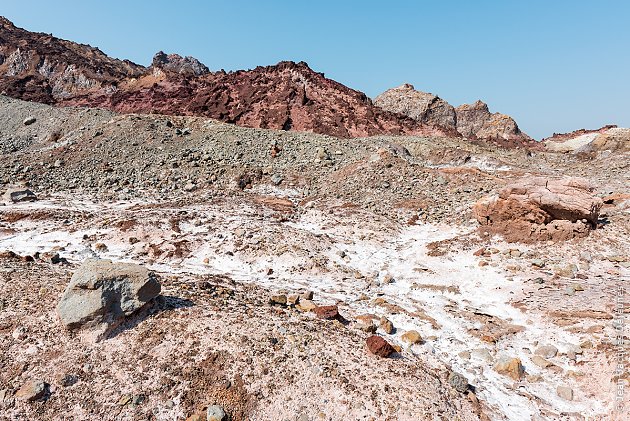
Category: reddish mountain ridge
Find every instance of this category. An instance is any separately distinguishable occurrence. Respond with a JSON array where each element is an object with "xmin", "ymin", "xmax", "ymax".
[{"xmin": 0, "ymin": 17, "xmax": 459, "ymax": 139}]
